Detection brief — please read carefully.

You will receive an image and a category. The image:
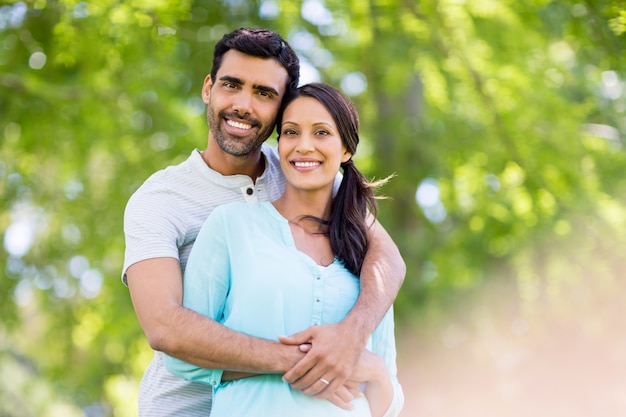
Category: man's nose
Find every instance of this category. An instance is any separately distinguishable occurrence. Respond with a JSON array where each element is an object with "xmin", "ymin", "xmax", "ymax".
[{"xmin": 232, "ymin": 91, "xmax": 252, "ymax": 116}]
